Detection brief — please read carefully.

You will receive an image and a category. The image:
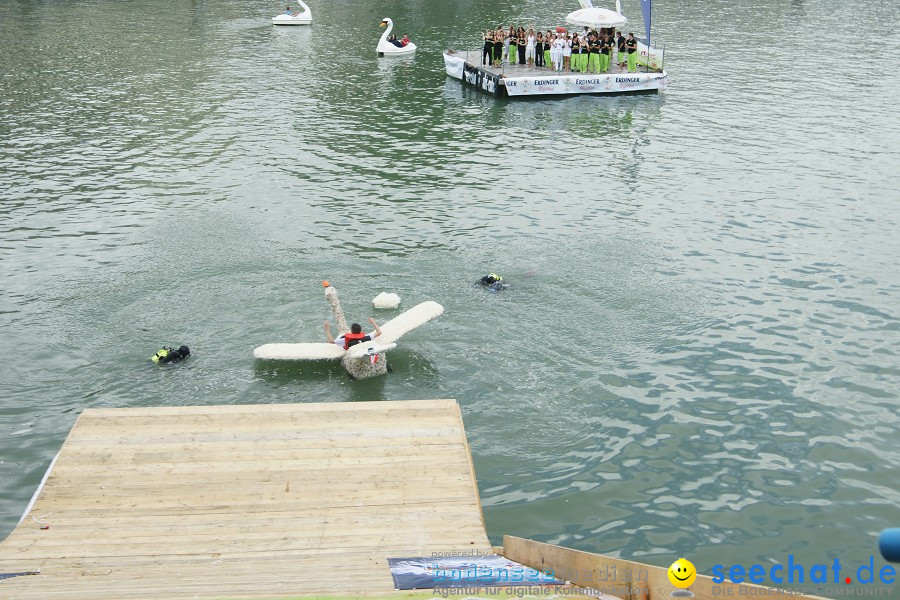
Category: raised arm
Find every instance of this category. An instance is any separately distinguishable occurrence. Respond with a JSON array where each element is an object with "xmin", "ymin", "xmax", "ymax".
[{"xmin": 367, "ymin": 317, "xmax": 382, "ymax": 338}]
